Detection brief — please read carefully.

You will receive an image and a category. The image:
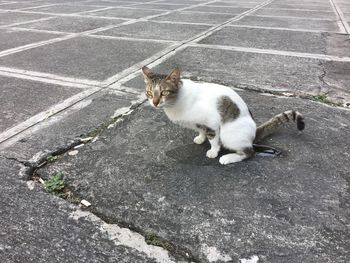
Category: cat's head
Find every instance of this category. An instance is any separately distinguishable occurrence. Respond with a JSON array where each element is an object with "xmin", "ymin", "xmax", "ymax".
[{"xmin": 142, "ymin": 66, "xmax": 181, "ymax": 108}]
